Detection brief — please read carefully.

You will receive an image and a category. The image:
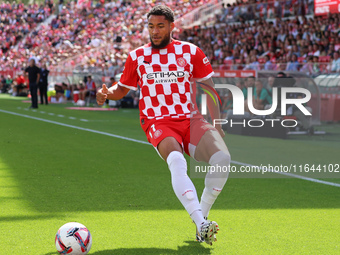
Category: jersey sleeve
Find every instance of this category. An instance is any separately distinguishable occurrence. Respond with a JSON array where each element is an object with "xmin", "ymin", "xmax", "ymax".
[
  {"xmin": 118, "ymin": 53, "xmax": 139, "ymax": 91},
  {"xmin": 192, "ymin": 47, "xmax": 214, "ymax": 81}
]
